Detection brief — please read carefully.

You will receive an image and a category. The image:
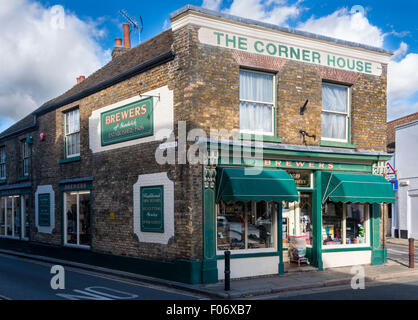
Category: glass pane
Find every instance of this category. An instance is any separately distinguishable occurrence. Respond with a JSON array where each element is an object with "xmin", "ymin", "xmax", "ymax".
[
  {"xmin": 322, "ymin": 113, "xmax": 347, "ymax": 140},
  {"xmin": 322, "ymin": 202, "xmax": 343, "ymax": 246},
  {"xmin": 79, "ymin": 192, "xmax": 91, "ymax": 246},
  {"xmin": 299, "ymin": 193, "xmax": 313, "ymax": 246},
  {"xmin": 23, "ymin": 195, "xmax": 30, "ymax": 239},
  {"xmin": 240, "ymin": 102, "xmax": 272, "ymax": 133},
  {"xmin": 65, "ymin": 192, "xmax": 77, "ymax": 244},
  {"xmin": 0, "ymin": 198, "xmax": 5, "ymax": 236},
  {"xmin": 6, "ymin": 197, "xmax": 12, "ymax": 236},
  {"xmin": 75, "ymin": 132, "xmax": 80, "ymax": 154},
  {"xmin": 0, "ymin": 164, "xmax": 5, "ymax": 179},
  {"xmin": 74, "ymin": 109, "xmax": 80, "ymax": 132},
  {"xmin": 240, "ymin": 70, "xmax": 273, "ymax": 103},
  {"xmin": 217, "ymin": 201, "xmax": 245, "ymax": 251},
  {"xmin": 13, "ymin": 196, "xmax": 21, "ymax": 238},
  {"xmin": 346, "ymin": 203, "xmax": 367, "ymax": 244},
  {"xmin": 247, "ymin": 202, "xmax": 274, "ymax": 249},
  {"xmin": 322, "ymin": 84, "xmax": 347, "ymax": 112}
]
